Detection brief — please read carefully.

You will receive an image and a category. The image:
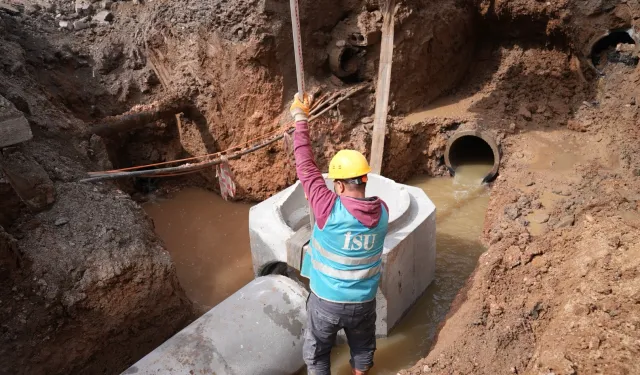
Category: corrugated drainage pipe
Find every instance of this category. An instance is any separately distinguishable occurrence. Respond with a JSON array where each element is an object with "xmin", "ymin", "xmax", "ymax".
[
  {"xmin": 122, "ymin": 275, "xmax": 308, "ymax": 375},
  {"xmin": 444, "ymin": 130, "xmax": 500, "ymax": 183}
]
